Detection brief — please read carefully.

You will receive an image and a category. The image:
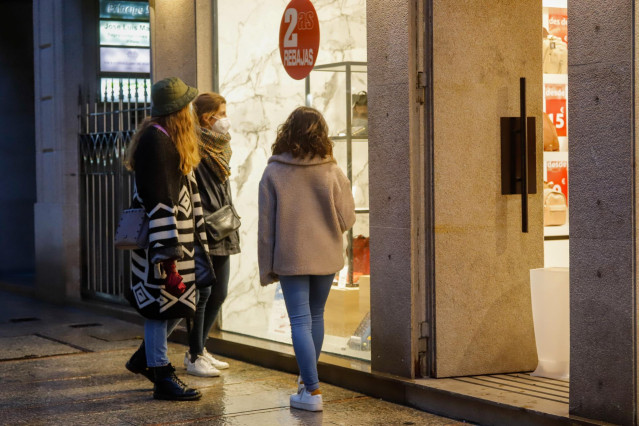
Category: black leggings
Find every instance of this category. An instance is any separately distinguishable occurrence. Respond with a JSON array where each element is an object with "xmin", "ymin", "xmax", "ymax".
[{"xmin": 189, "ymin": 255, "xmax": 230, "ymax": 356}]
